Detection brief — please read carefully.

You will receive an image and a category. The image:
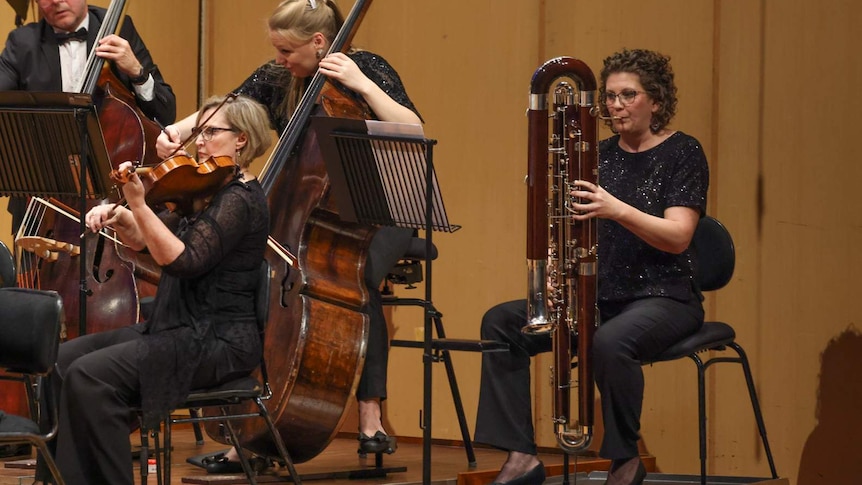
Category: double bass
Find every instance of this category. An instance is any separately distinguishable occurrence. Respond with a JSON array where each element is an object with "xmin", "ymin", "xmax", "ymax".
[
  {"xmin": 210, "ymin": 0, "xmax": 378, "ymax": 464},
  {"xmin": 15, "ymin": 0, "xmax": 162, "ymax": 339}
]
